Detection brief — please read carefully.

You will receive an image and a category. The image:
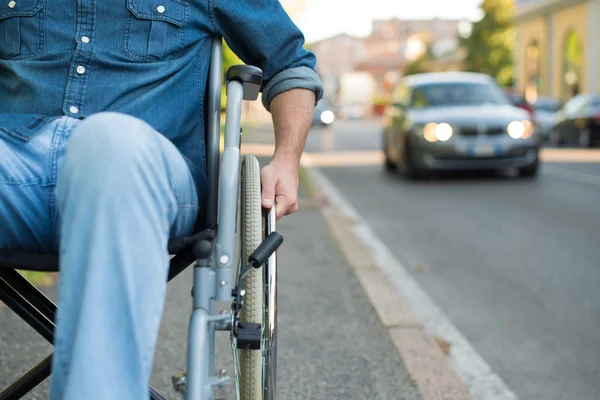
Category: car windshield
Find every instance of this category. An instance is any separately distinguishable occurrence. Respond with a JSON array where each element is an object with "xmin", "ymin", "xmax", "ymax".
[
  {"xmin": 590, "ymin": 96, "xmax": 600, "ymax": 107},
  {"xmin": 562, "ymin": 94, "xmax": 594, "ymax": 114},
  {"xmin": 410, "ymin": 82, "xmax": 510, "ymax": 108},
  {"xmin": 506, "ymin": 94, "xmax": 526, "ymax": 104}
]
